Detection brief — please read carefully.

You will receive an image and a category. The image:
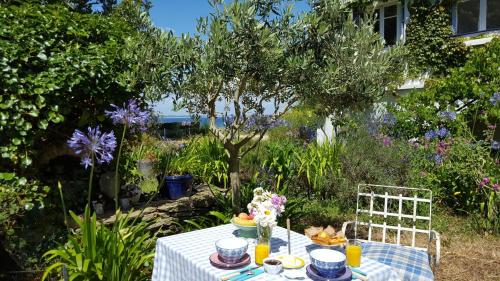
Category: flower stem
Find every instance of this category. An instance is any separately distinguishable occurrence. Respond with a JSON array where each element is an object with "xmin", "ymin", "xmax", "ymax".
[
  {"xmin": 57, "ymin": 181, "xmax": 69, "ymax": 231},
  {"xmin": 88, "ymin": 153, "xmax": 95, "ymax": 207},
  {"xmin": 114, "ymin": 125, "xmax": 127, "ymax": 210}
]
